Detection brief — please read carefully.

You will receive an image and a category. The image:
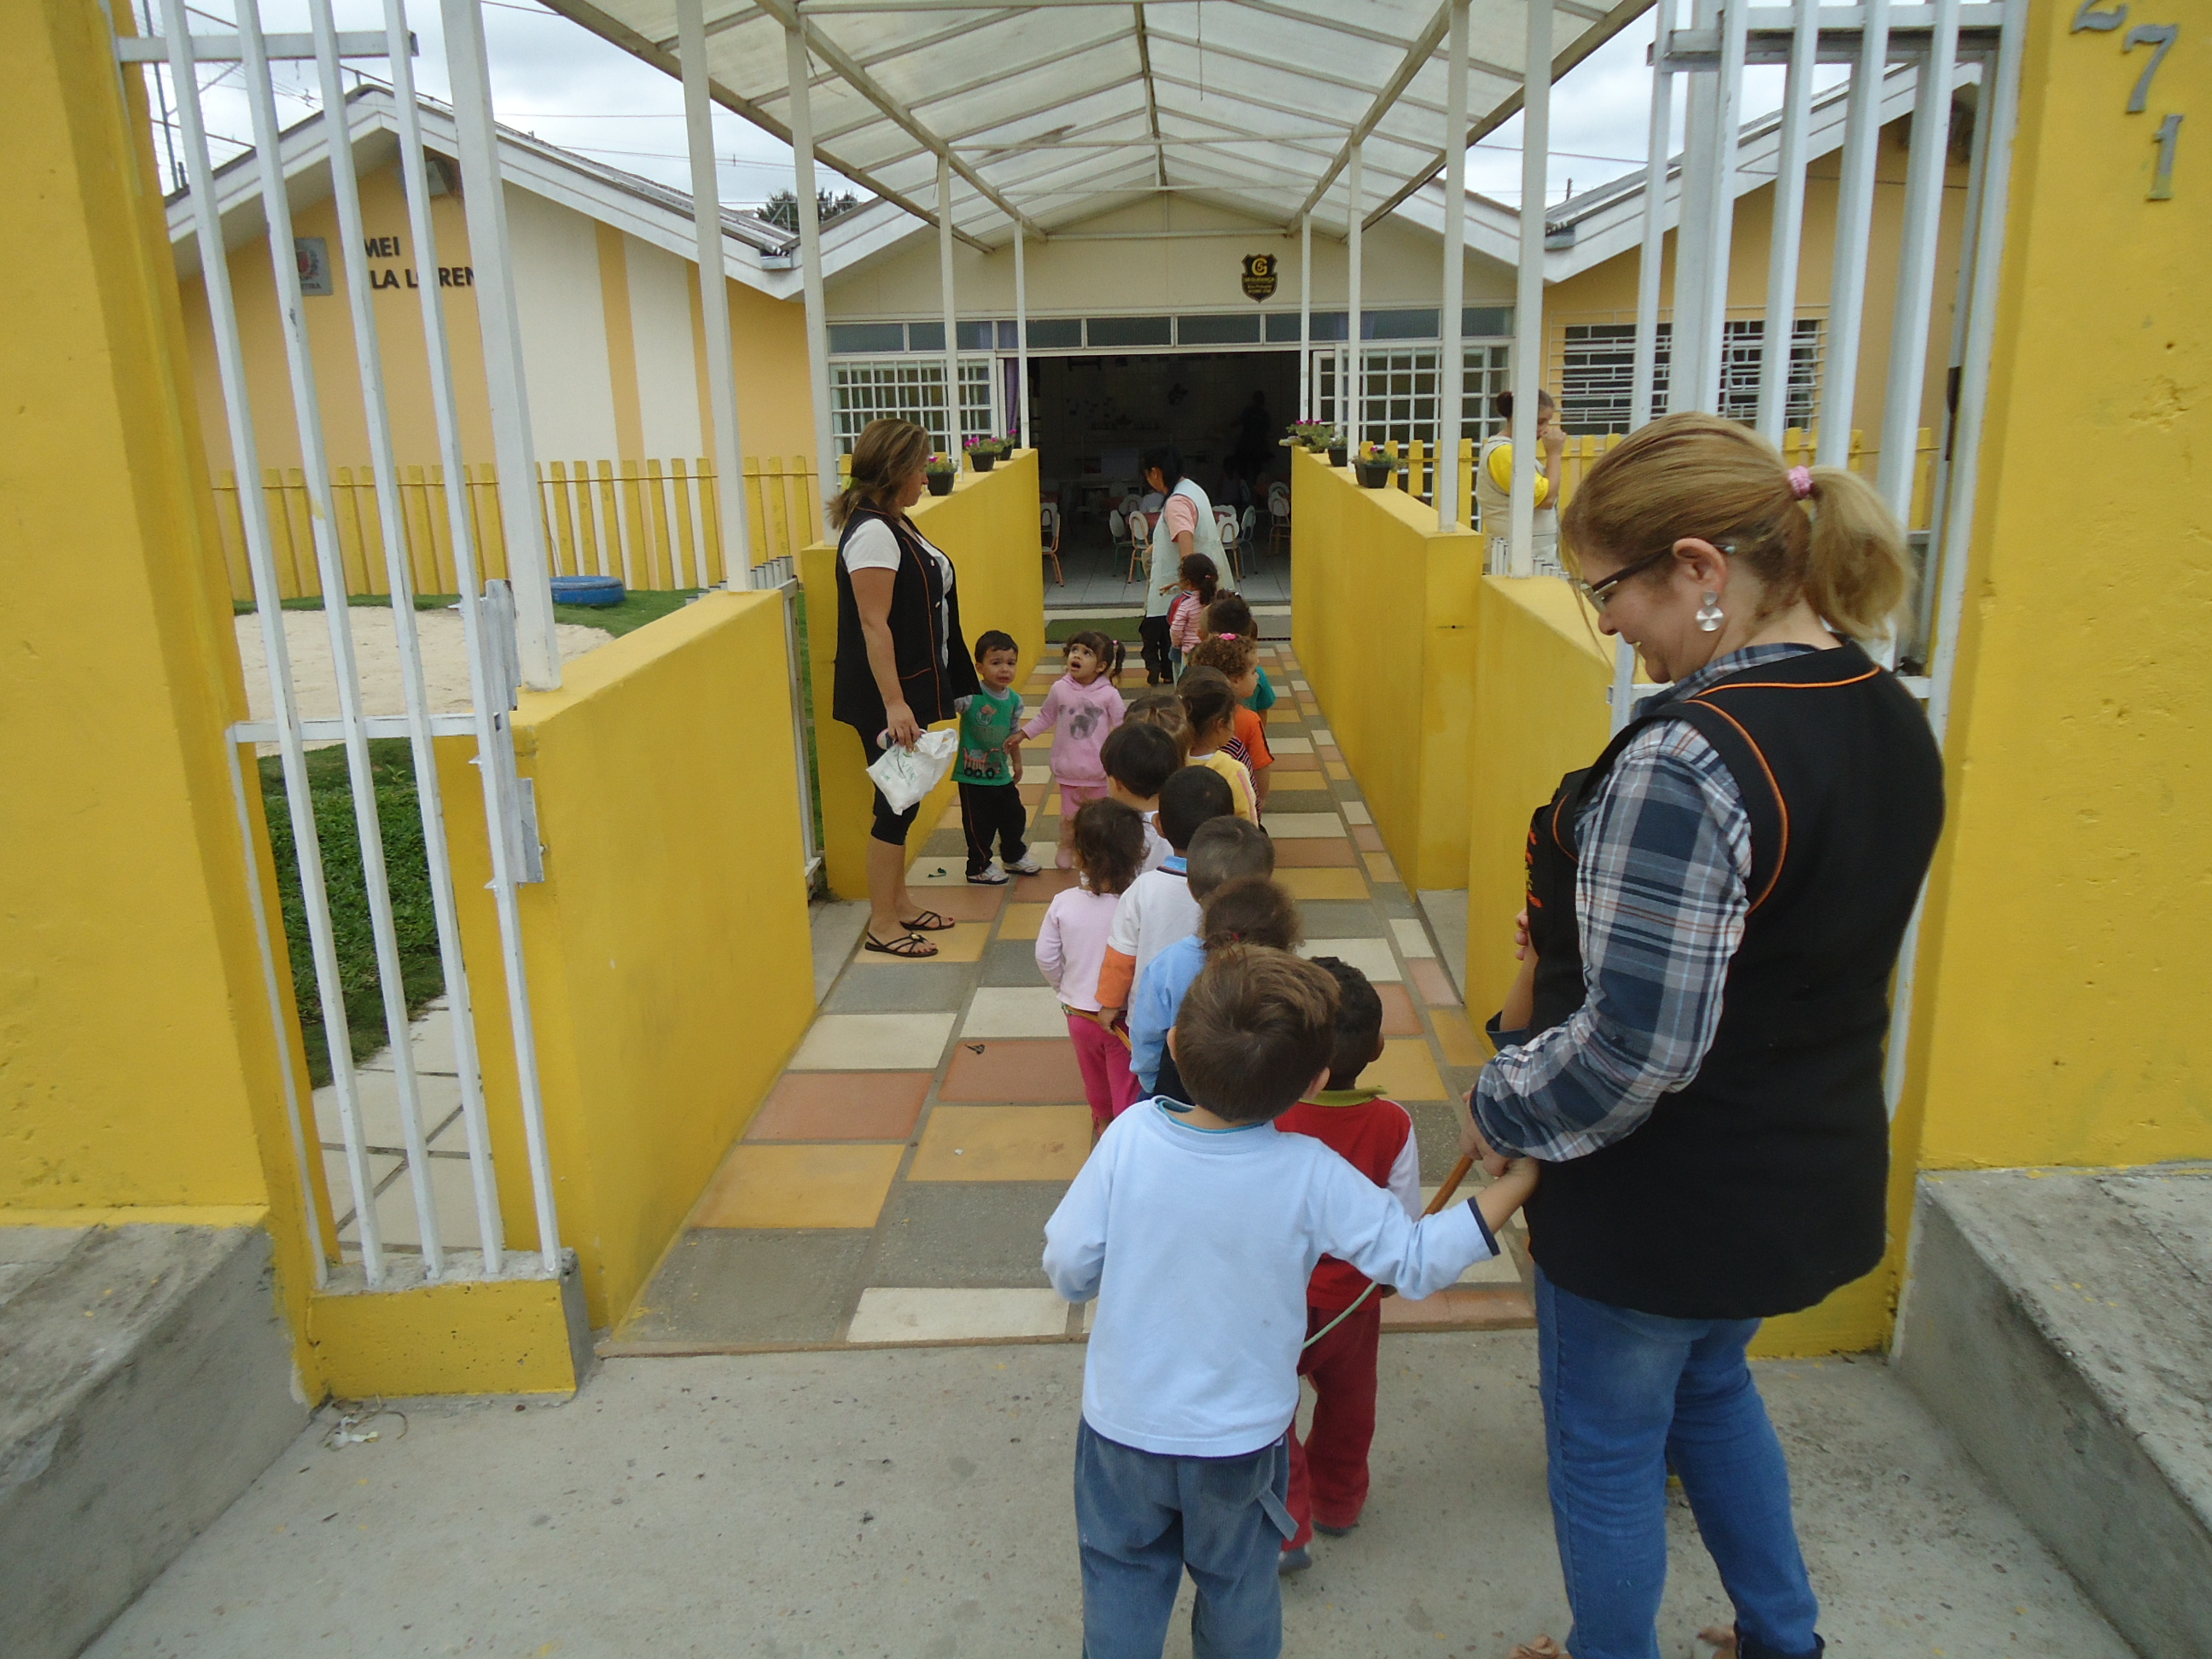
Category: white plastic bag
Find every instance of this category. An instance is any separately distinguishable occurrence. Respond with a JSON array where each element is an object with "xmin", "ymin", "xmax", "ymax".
[{"xmin": 866, "ymin": 728, "xmax": 958, "ymax": 815}]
